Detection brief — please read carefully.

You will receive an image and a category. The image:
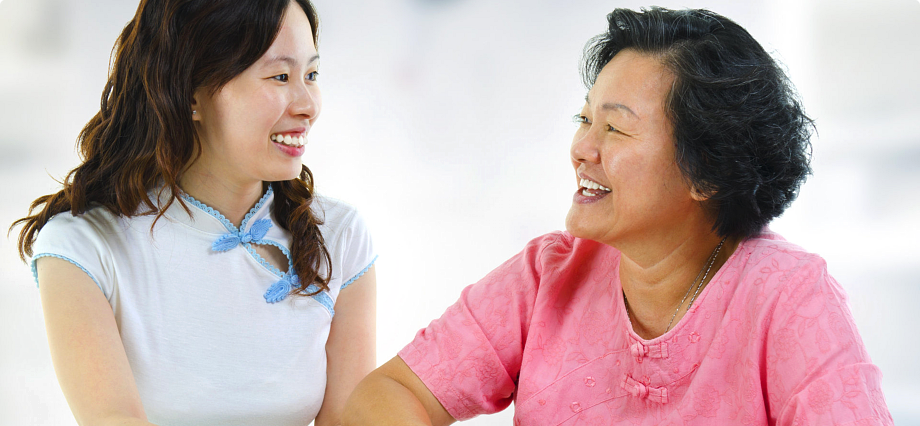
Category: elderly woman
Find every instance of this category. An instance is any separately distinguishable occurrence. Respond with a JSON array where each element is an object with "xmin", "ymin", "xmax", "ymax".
[{"xmin": 342, "ymin": 7, "xmax": 892, "ymax": 426}]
